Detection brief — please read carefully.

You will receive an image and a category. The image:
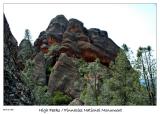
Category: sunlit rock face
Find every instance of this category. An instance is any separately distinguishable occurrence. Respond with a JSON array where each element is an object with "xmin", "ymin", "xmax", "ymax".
[{"xmin": 34, "ymin": 15, "xmax": 119, "ymax": 66}]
